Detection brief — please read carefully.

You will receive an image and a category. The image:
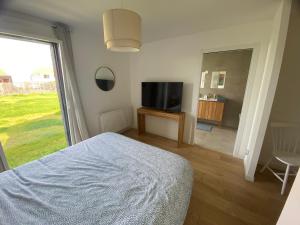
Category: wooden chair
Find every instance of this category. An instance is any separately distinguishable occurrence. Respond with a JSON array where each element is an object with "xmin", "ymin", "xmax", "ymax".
[
  {"xmin": 0, "ymin": 142, "xmax": 9, "ymax": 172},
  {"xmin": 260, "ymin": 122, "xmax": 300, "ymax": 195}
]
